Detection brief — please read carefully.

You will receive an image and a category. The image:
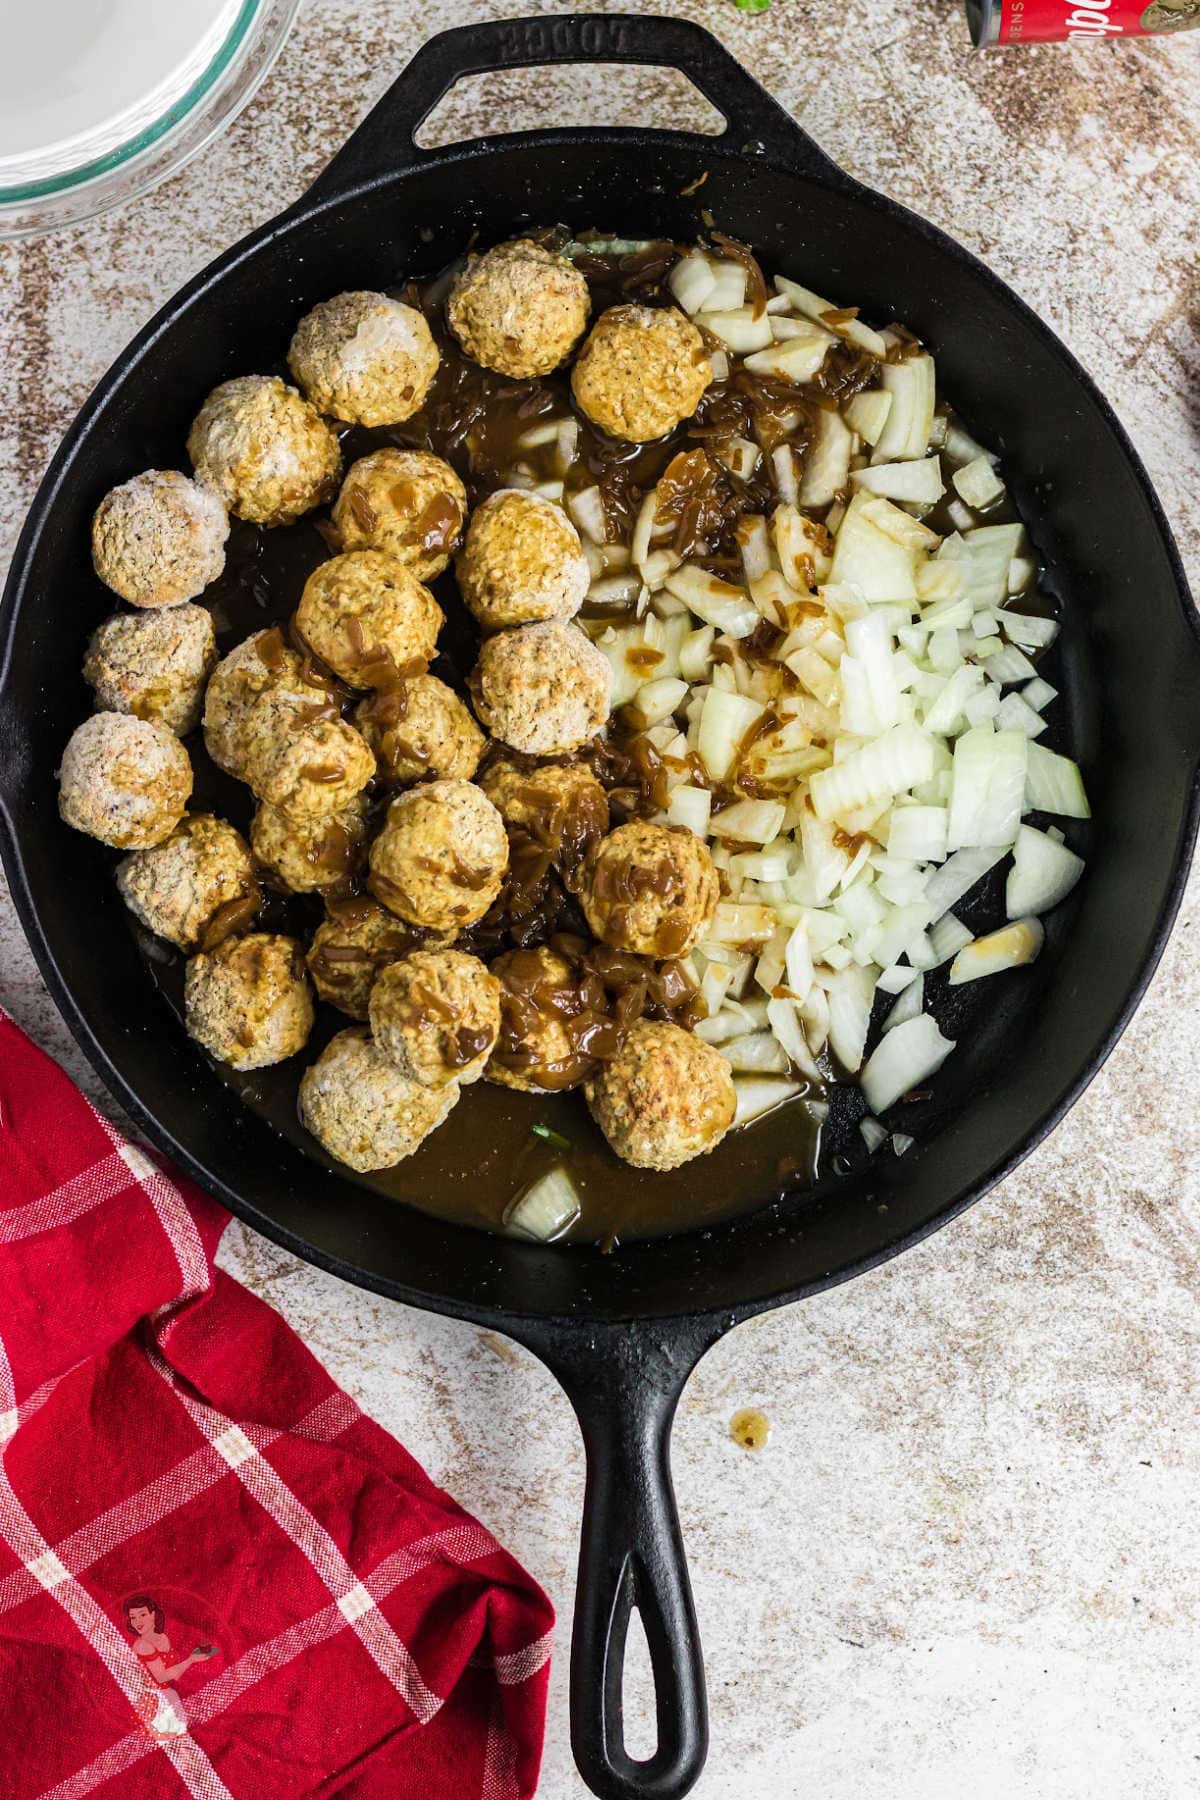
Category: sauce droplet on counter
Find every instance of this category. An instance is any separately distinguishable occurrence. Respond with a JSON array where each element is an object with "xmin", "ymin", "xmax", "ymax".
[{"xmin": 729, "ymin": 1407, "xmax": 770, "ymax": 1451}]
